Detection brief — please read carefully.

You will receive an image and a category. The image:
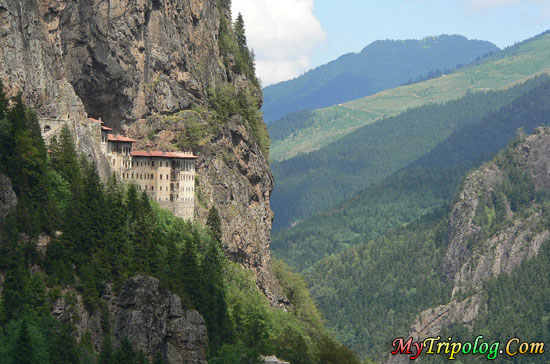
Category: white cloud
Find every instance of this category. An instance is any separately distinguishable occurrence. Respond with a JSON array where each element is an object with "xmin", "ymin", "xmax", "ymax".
[{"xmin": 232, "ymin": 0, "xmax": 325, "ymax": 86}]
